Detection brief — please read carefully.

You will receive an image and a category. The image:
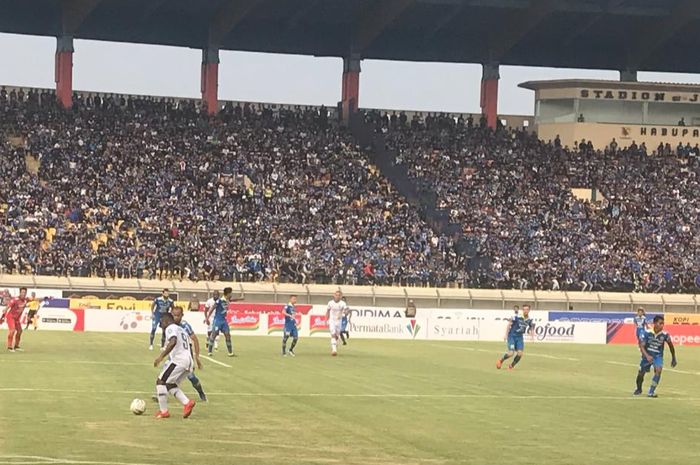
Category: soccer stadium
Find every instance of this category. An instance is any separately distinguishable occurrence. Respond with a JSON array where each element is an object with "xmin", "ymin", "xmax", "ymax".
[{"xmin": 2, "ymin": 1, "xmax": 700, "ymax": 464}]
